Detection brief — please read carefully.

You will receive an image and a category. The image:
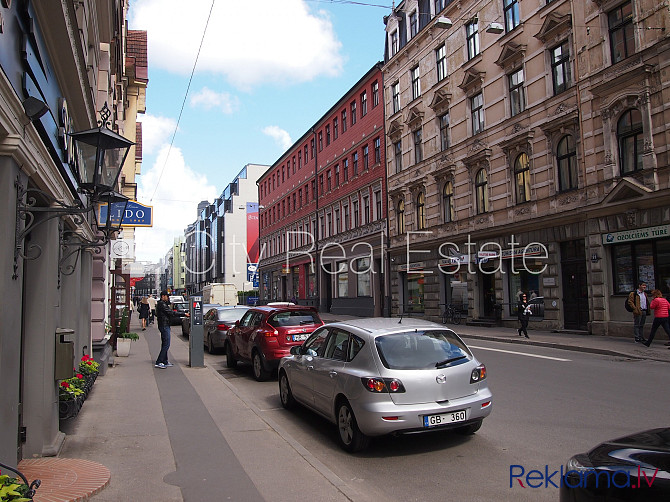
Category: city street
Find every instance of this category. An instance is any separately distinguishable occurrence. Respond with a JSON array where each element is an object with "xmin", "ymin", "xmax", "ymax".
[{"xmin": 204, "ymin": 337, "xmax": 670, "ymax": 501}]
